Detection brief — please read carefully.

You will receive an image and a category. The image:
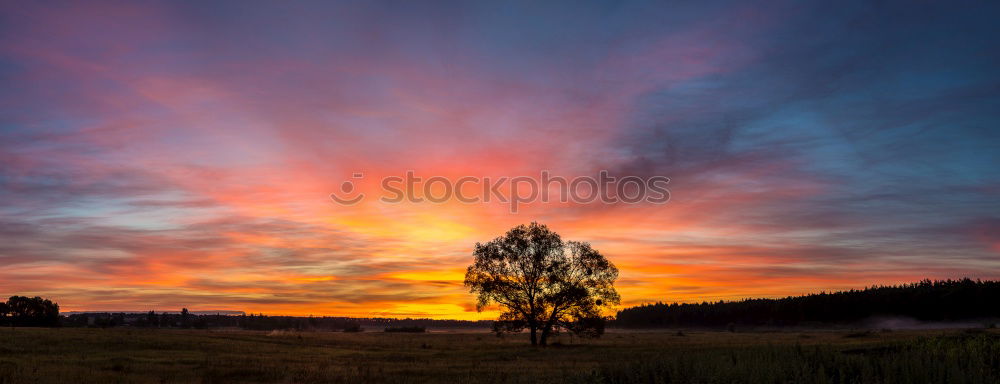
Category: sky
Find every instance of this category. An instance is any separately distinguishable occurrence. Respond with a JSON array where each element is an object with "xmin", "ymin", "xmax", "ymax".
[{"xmin": 1, "ymin": 0, "xmax": 999, "ymax": 319}]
